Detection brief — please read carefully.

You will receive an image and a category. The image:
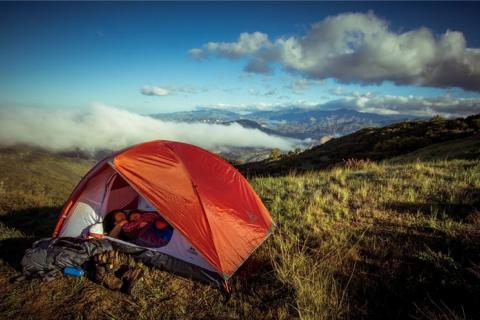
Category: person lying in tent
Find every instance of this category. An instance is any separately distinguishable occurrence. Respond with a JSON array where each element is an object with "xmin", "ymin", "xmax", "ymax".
[
  {"xmin": 134, "ymin": 215, "xmax": 173, "ymax": 248},
  {"xmin": 104, "ymin": 210, "xmax": 173, "ymax": 248},
  {"xmin": 125, "ymin": 210, "xmax": 174, "ymax": 248},
  {"xmin": 121, "ymin": 210, "xmax": 158, "ymax": 239},
  {"xmin": 104, "ymin": 210, "xmax": 128, "ymax": 239}
]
